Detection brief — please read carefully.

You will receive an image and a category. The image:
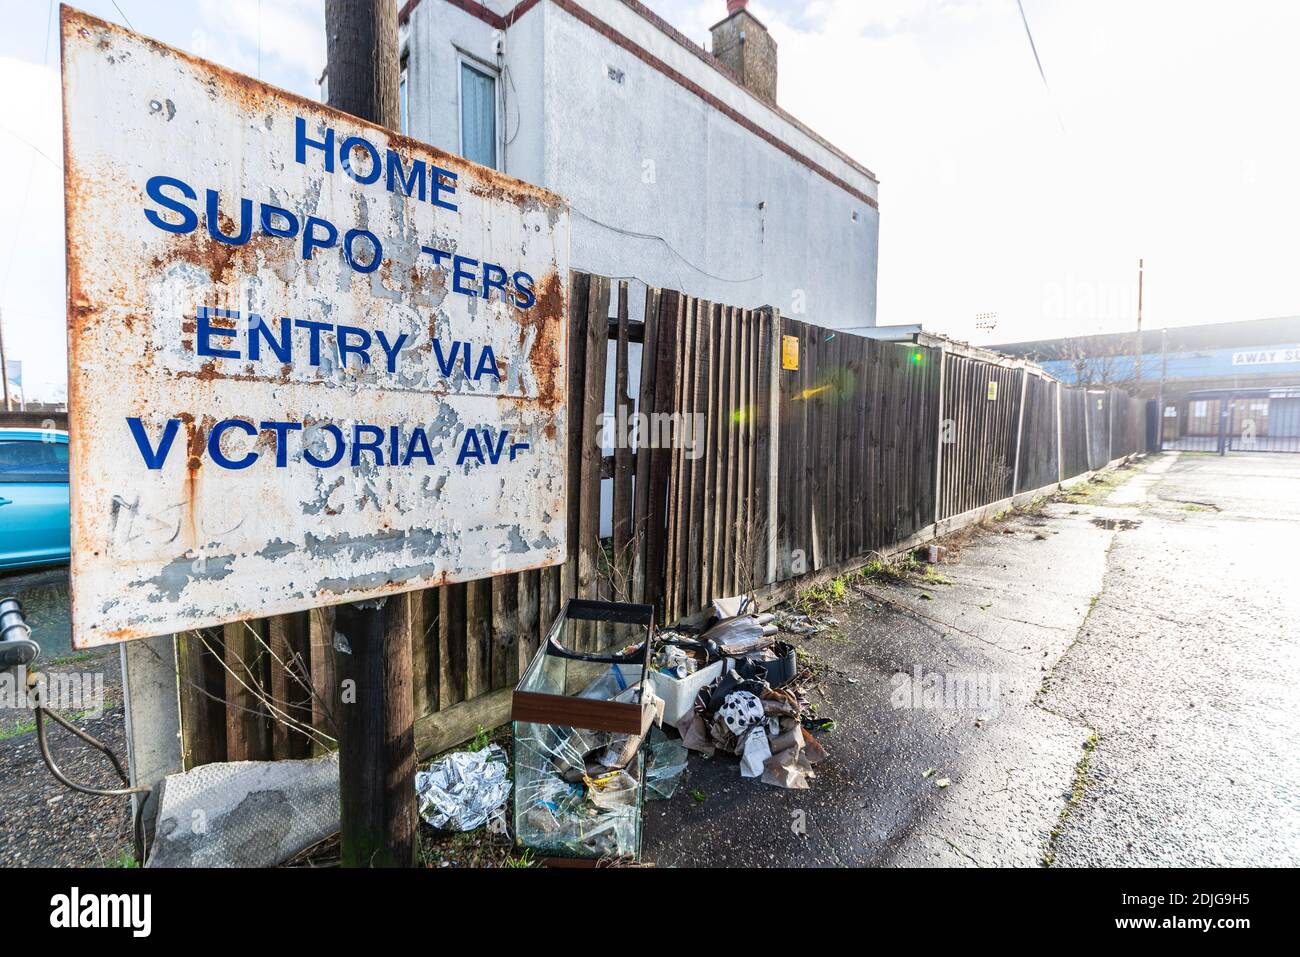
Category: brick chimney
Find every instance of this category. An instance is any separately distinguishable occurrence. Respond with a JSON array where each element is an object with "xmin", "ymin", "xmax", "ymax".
[{"xmin": 710, "ymin": 0, "xmax": 777, "ymax": 104}]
